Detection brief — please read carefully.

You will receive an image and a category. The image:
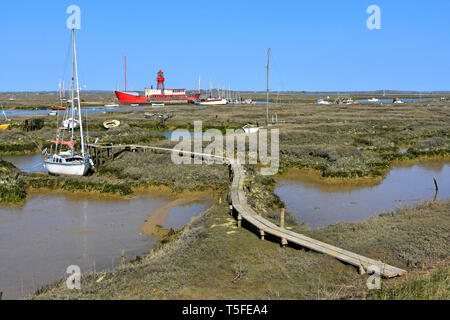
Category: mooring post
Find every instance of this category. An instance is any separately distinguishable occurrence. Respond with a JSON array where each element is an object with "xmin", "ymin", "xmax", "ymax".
[
  {"xmin": 237, "ymin": 213, "xmax": 242, "ymax": 228},
  {"xmin": 229, "ymin": 205, "xmax": 233, "ymax": 216},
  {"xmin": 281, "ymin": 238, "xmax": 288, "ymax": 247},
  {"xmin": 359, "ymin": 265, "xmax": 366, "ymax": 275},
  {"xmin": 280, "ymin": 208, "xmax": 285, "ymax": 229},
  {"xmin": 260, "ymin": 230, "xmax": 265, "ymax": 240}
]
